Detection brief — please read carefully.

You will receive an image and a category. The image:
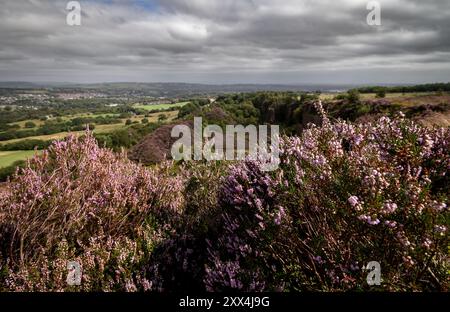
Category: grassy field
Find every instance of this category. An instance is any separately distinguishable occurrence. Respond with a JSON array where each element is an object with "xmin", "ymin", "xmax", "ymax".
[
  {"xmin": 1, "ymin": 111, "xmax": 179, "ymax": 145},
  {"xmin": 0, "ymin": 110, "xmax": 179, "ymax": 170},
  {"xmin": 1, "ymin": 125, "xmax": 124, "ymax": 144},
  {"xmin": 320, "ymin": 92, "xmax": 448, "ymax": 102},
  {"xmin": 9, "ymin": 113, "xmax": 122, "ymax": 129},
  {"xmin": 2, "ymin": 132, "xmax": 77, "ymax": 144},
  {"xmin": 0, "ymin": 150, "xmax": 41, "ymax": 168},
  {"xmin": 11, "ymin": 119, "xmax": 45, "ymax": 129},
  {"xmin": 133, "ymin": 102, "xmax": 190, "ymax": 111}
]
